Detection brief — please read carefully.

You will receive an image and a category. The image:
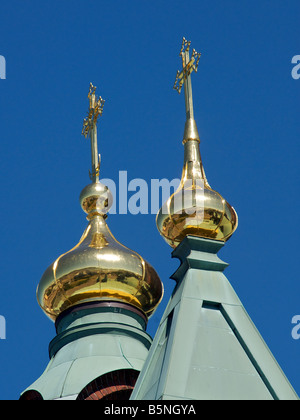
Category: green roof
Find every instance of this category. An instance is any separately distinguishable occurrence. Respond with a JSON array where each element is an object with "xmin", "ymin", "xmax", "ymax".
[{"xmin": 131, "ymin": 236, "xmax": 298, "ymax": 400}]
